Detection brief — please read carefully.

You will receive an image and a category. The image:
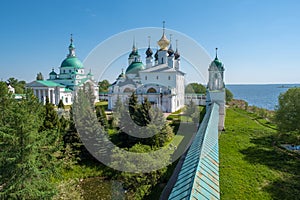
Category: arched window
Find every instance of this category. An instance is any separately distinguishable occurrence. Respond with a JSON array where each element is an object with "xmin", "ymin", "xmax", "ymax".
[
  {"xmin": 145, "ymin": 76, "xmax": 147, "ymax": 80},
  {"xmin": 147, "ymin": 88, "xmax": 157, "ymax": 93},
  {"xmin": 156, "ymin": 76, "xmax": 159, "ymax": 80},
  {"xmin": 168, "ymin": 76, "xmax": 171, "ymax": 80}
]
